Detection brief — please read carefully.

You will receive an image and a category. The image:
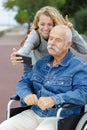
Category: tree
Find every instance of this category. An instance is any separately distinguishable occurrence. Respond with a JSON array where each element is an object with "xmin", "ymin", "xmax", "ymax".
[
  {"xmin": 60, "ymin": 0, "xmax": 87, "ymax": 17},
  {"xmin": 74, "ymin": 8, "xmax": 87, "ymax": 34},
  {"xmin": 3, "ymin": 0, "xmax": 49, "ymax": 26},
  {"xmin": 3, "ymin": 0, "xmax": 65, "ymax": 26},
  {"xmin": 15, "ymin": 10, "xmax": 29, "ymax": 24}
]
